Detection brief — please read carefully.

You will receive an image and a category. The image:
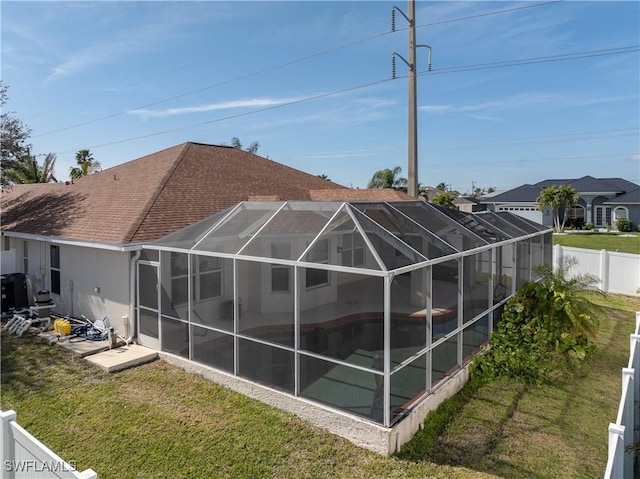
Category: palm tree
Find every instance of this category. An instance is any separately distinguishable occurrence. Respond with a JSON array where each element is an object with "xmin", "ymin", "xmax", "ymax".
[
  {"xmin": 534, "ymin": 259, "xmax": 602, "ymax": 340},
  {"xmin": 537, "ymin": 184, "xmax": 579, "ymax": 233},
  {"xmin": 557, "ymin": 184, "xmax": 580, "ymax": 231},
  {"xmin": 228, "ymin": 137, "xmax": 259, "ymax": 154},
  {"xmin": 4, "ymin": 152, "xmax": 57, "ymax": 184},
  {"xmin": 367, "ymin": 166, "xmax": 408, "ymax": 191},
  {"xmin": 70, "ymin": 149, "xmax": 101, "ymax": 179}
]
